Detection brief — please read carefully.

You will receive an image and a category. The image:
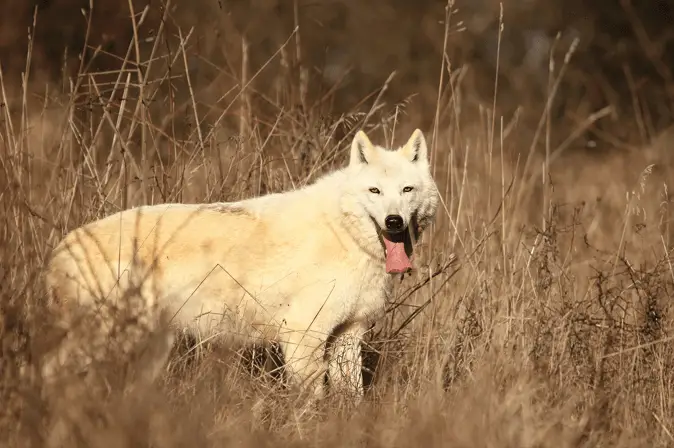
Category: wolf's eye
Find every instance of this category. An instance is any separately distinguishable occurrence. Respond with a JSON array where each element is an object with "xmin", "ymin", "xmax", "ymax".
[
  {"xmin": 369, "ymin": 187, "xmax": 381, "ymax": 194},
  {"xmin": 402, "ymin": 186, "xmax": 414, "ymax": 193}
]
